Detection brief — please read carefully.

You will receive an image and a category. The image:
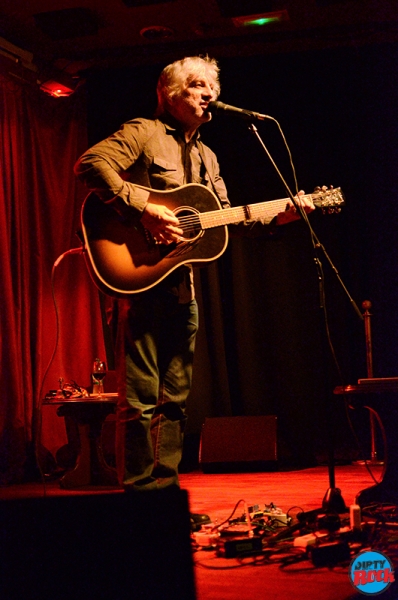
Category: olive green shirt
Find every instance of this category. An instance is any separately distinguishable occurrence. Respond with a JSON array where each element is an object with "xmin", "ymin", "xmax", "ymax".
[
  {"xmin": 74, "ymin": 116, "xmax": 230, "ymax": 301},
  {"xmin": 74, "ymin": 116, "xmax": 230, "ymax": 215}
]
